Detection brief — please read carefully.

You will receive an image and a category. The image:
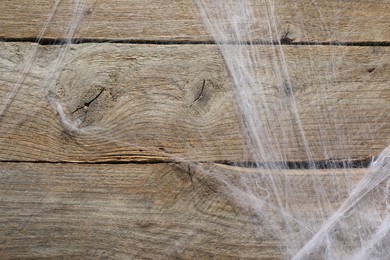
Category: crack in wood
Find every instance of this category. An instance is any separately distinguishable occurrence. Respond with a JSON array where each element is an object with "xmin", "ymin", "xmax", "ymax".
[
  {"xmin": 71, "ymin": 88, "xmax": 105, "ymax": 116},
  {"xmin": 280, "ymin": 25, "xmax": 294, "ymax": 44},
  {"xmin": 191, "ymin": 79, "xmax": 206, "ymax": 107}
]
